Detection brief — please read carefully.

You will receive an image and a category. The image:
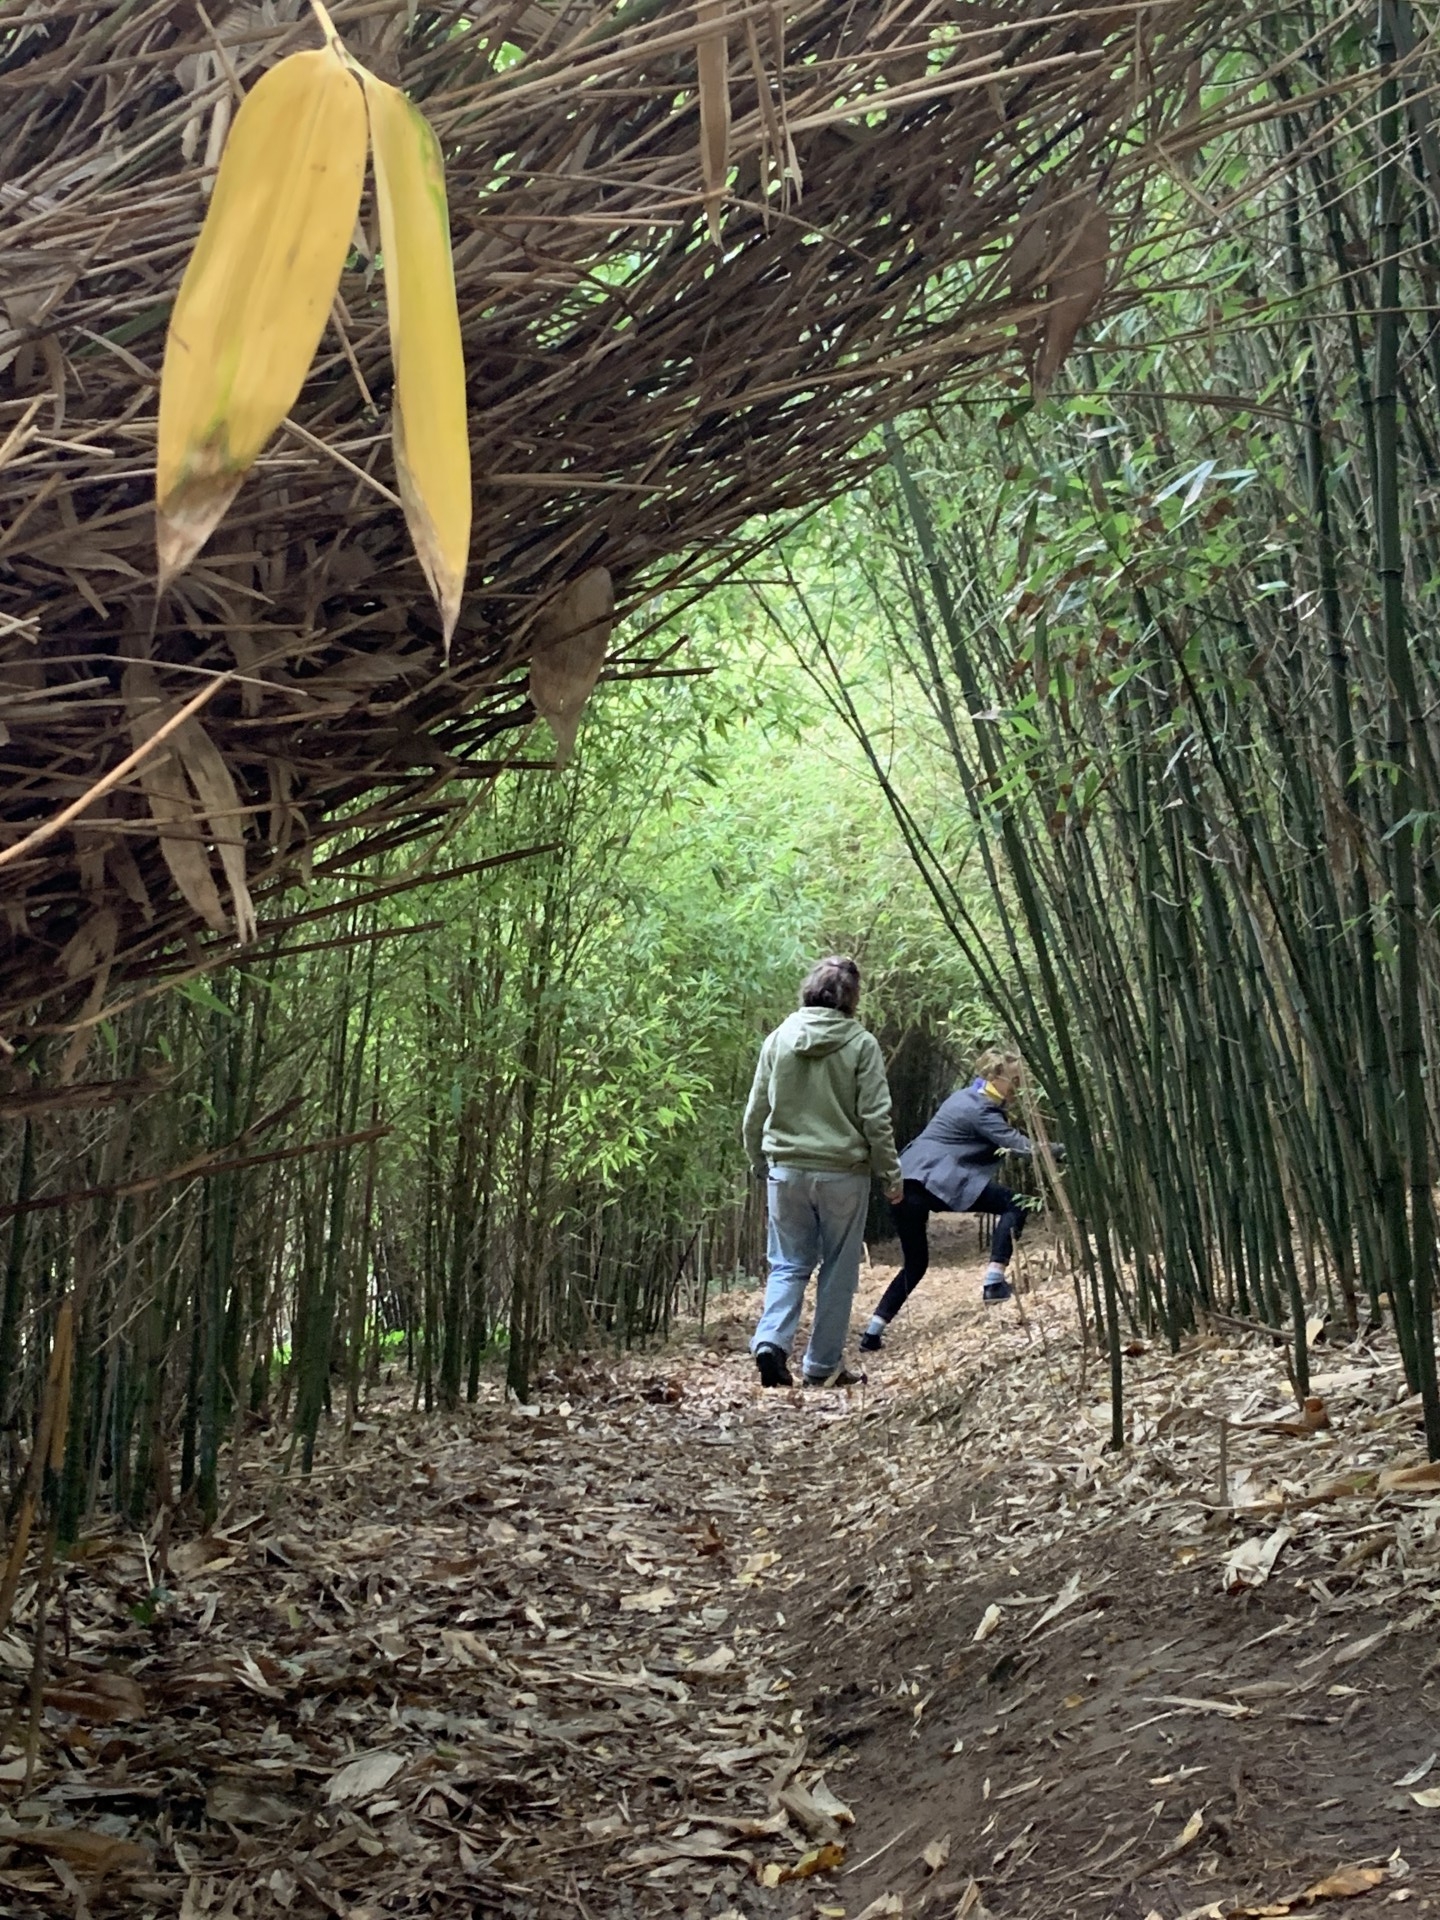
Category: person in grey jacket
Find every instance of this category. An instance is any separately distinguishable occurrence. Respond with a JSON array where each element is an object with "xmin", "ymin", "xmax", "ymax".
[
  {"xmin": 745, "ymin": 956, "xmax": 903, "ymax": 1389},
  {"xmin": 859, "ymin": 1049, "xmax": 1049, "ymax": 1348}
]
